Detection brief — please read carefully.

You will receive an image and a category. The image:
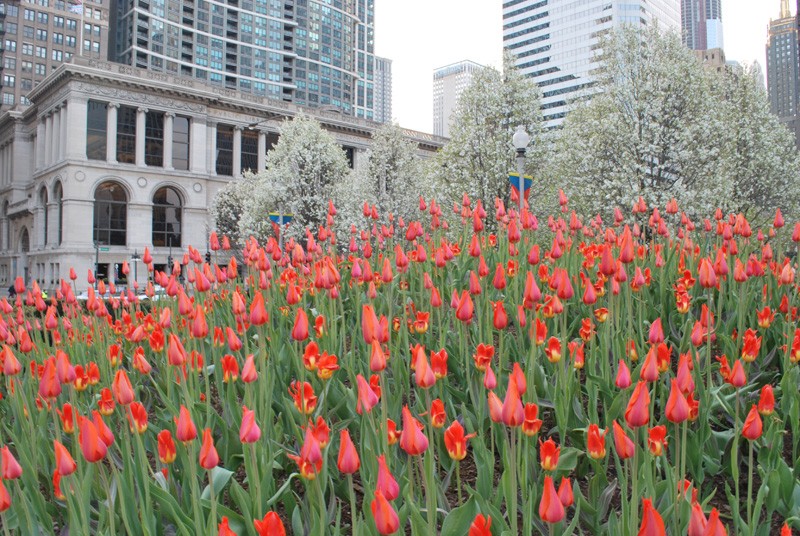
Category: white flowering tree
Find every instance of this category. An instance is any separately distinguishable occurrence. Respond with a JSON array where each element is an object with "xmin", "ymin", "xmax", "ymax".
[
  {"xmin": 433, "ymin": 51, "xmax": 544, "ymax": 212},
  {"xmin": 713, "ymin": 64, "xmax": 800, "ymax": 227},
  {"xmin": 233, "ymin": 114, "xmax": 351, "ymax": 243},
  {"xmin": 548, "ymin": 25, "xmax": 730, "ymax": 220},
  {"xmin": 210, "ymin": 179, "xmax": 247, "ymax": 247},
  {"xmin": 333, "ymin": 123, "xmax": 429, "ymax": 231}
]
